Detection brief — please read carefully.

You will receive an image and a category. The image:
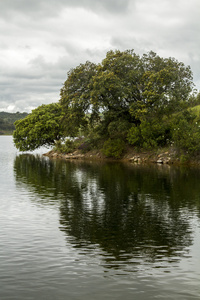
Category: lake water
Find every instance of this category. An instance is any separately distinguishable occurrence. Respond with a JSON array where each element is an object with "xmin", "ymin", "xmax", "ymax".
[{"xmin": 0, "ymin": 135, "xmax": 200, "ymax": 299}]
